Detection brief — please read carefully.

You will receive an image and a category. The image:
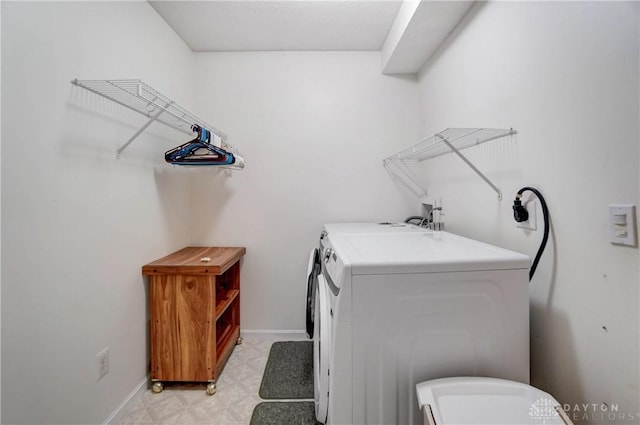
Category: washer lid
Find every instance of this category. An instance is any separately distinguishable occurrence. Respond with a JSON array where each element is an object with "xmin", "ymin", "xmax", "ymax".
[
  {"xmin": 323, "ymin": 222, "xmax": 428, "ymax": 234},
  {"xmin": 416, "ymin": 377, "xmax": 569, "ymax": 425},
  {"xmin": 332, "ymin": 231, "xmax": 530, "ymax": 274}
]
